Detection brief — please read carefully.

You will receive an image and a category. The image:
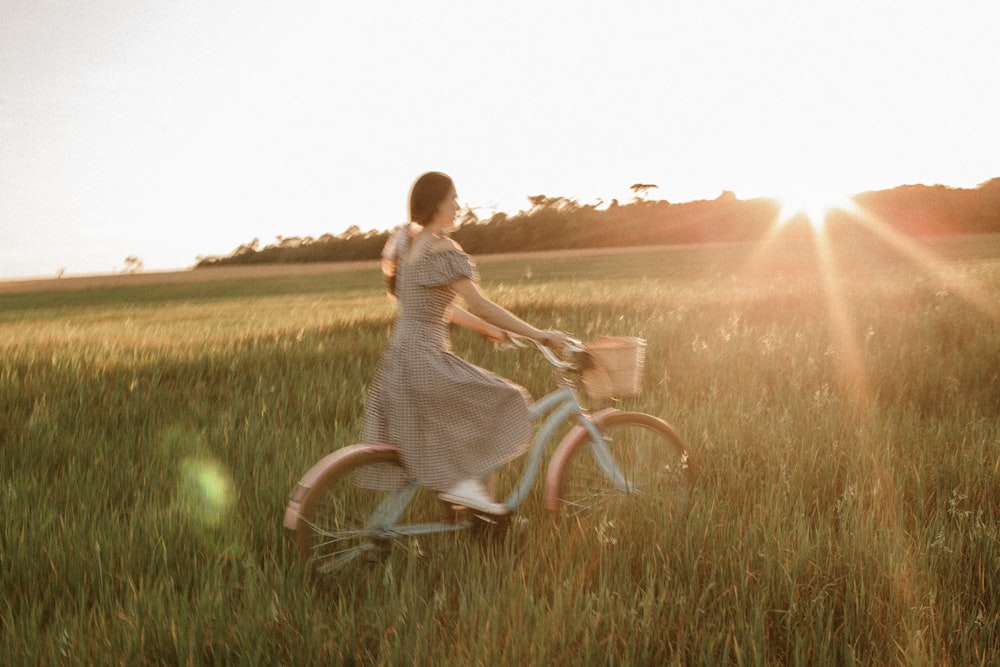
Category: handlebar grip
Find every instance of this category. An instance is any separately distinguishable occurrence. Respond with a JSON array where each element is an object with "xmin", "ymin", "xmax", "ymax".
[{"xmin": 503, "ymin": 333, "xmax": 582, "ymax": 371}]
